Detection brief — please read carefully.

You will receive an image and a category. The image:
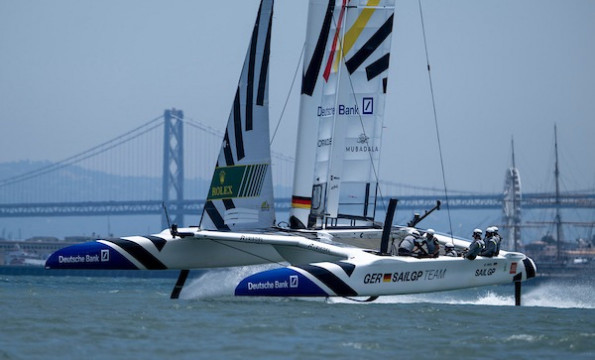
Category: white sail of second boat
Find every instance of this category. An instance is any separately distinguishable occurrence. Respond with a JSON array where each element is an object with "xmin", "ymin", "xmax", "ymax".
[{"xmin": 291, "ymin": 0, "xmax": 395, "ymax": 229}]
